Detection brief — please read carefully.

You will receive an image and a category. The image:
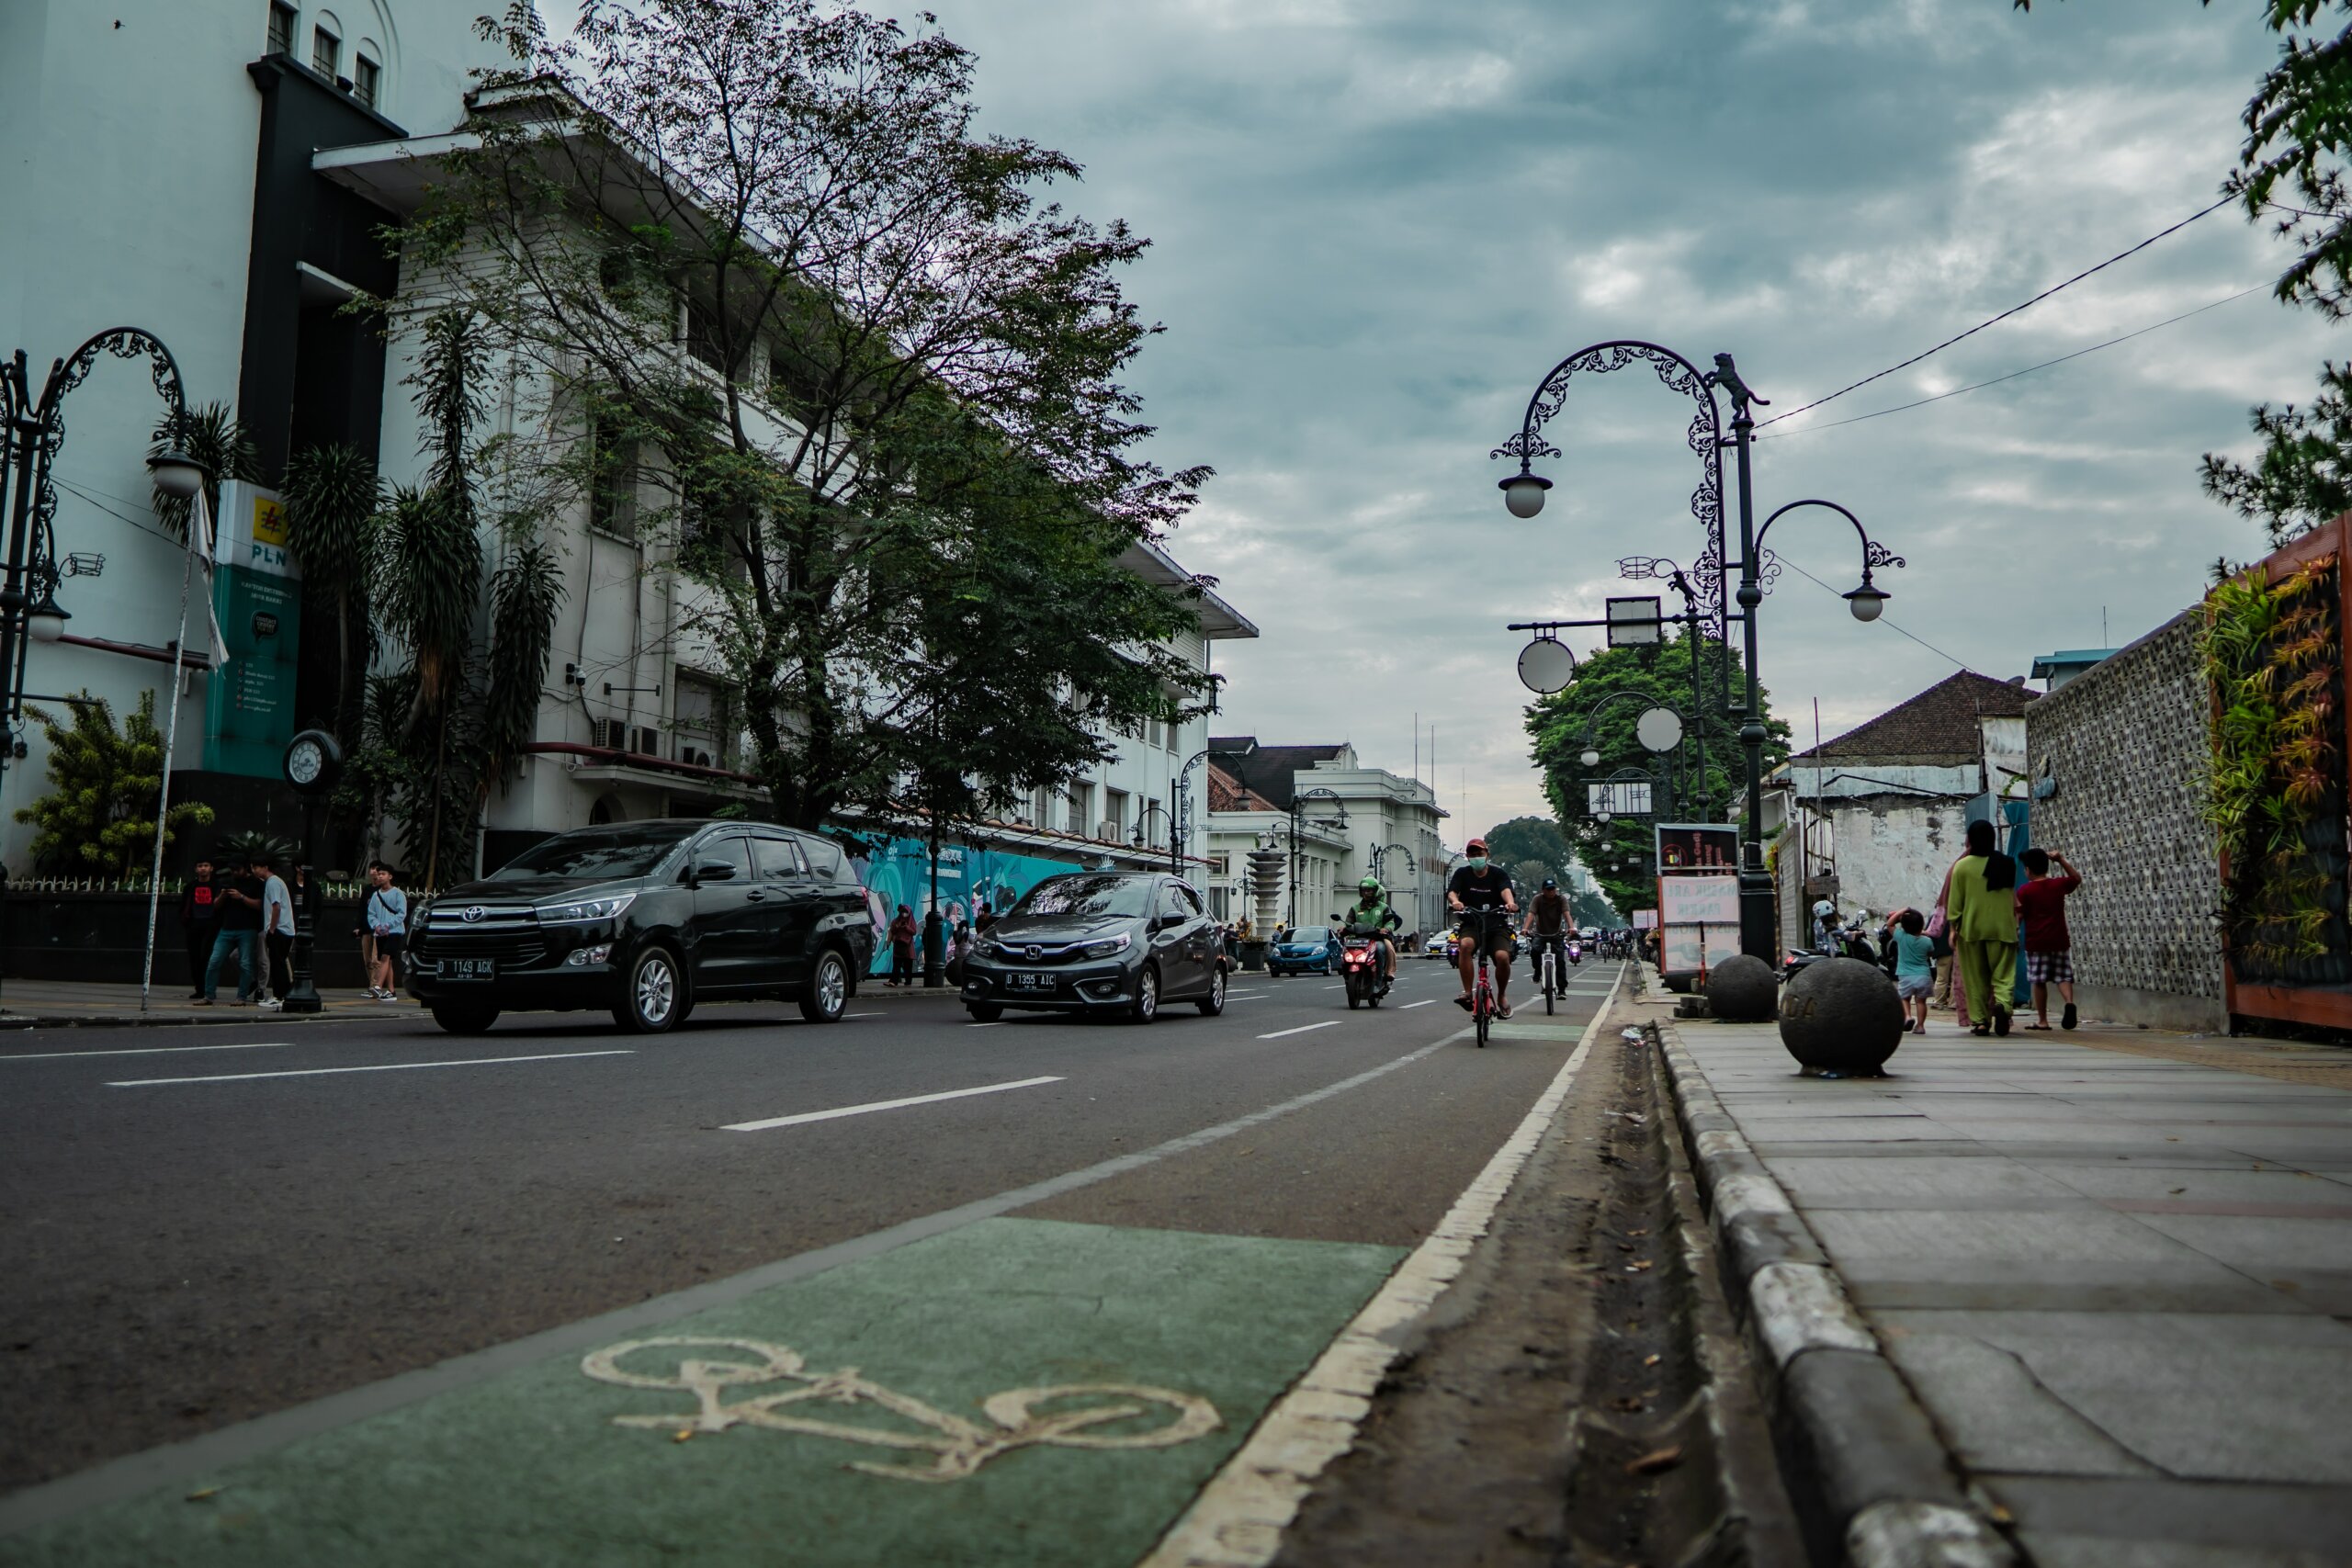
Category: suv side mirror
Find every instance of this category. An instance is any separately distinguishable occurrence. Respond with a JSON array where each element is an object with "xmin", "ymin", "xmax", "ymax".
[
  {"xmin": 1152, "ymin": 912, "xmax": 1185, "ymax": 931},
  {"xmin": 695, "ymin": 860, "xmax": 738, "ymax": 883}
]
